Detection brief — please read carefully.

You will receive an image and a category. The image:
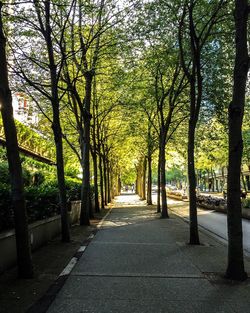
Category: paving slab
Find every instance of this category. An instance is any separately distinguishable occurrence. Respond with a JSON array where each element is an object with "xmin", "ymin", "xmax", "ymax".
[
  {"xmin": 47, "ymin": 298, "xmax": 236, "ymax": 313},
  {"xmin": 46, "ymin": 194, "xmax": 250, "ymax": 313},
  {"xmin": 52, "ymin": 276, "xmax": 216, "ymax": 300}
]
